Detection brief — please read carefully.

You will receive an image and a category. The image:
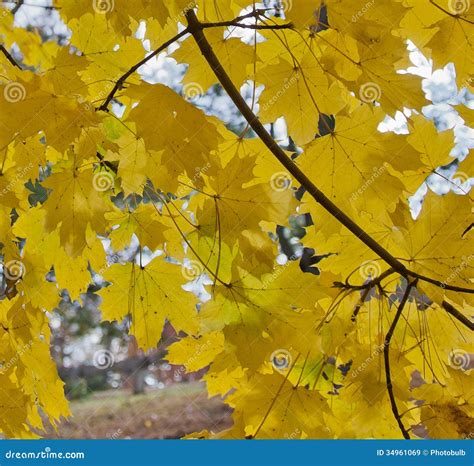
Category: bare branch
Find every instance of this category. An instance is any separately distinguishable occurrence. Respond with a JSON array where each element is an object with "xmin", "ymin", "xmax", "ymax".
[
  {"xmin": 185, "ymin": 9, "xmax": 410, "ymax": 276},
  {"xmin": 384, "ymin": 281, "xmax": 415, "ymax": 439},
  {"xmin": 411, "ymin": 272, "xmax": 474, "ymax": 295},
  {"xmin": 184, "ymin": 10, "xmax": 474, "ymax": 326},
  {"xmin": 10, "ymin": 0, "xmax": 23, "ymax": 14},
  {"xmin": 98, "ymin": 28, "xmax": 190, "ymax": 112},
  {"xmin": 202, "ymin": 20, "xmax": 293, "ymax": 30},
  {"xmin": 98, "ymin": 11, "xmax": 293, "ymax": 112},
  {"xmin": 442, "ymin": 301, "xmax": 474, "ymax": 331},
  {"xmin": 0, "ymin": 44, "xmax": 21, "ymax": 68}
]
